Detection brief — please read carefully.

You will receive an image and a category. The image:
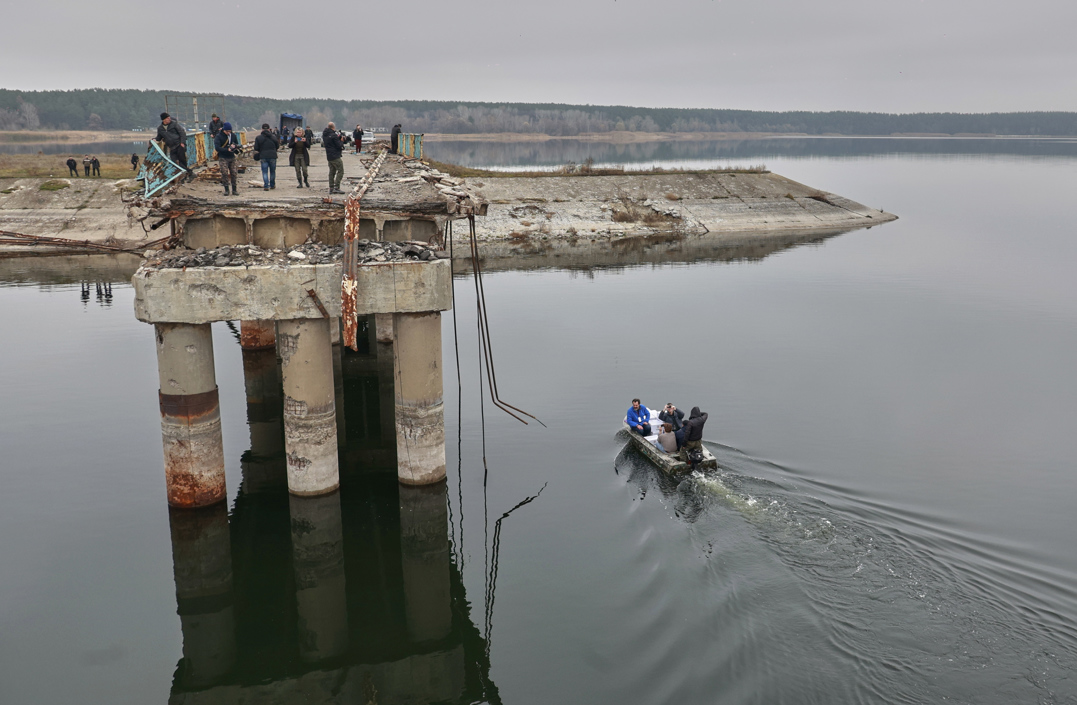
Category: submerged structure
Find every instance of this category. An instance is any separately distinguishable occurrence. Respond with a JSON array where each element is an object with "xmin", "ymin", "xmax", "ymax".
[{"xmin": 132, "ymin": 148, "xmax": 487, "ymax": 507}]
